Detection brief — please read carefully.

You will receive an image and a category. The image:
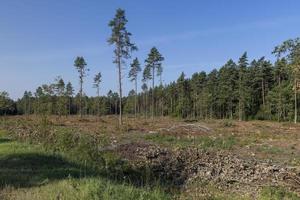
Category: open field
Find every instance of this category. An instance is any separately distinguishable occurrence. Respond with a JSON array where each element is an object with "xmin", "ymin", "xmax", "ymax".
[{"xmin": 0, "ymin": 115, "xmax": 300, "ymax": 199}]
